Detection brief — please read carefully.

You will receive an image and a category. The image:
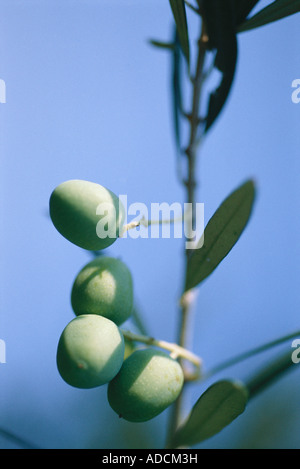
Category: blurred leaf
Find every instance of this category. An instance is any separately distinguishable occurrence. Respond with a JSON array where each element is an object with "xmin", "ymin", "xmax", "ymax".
[
  {"xmin": 148, "ymin": 39, "xmax": 175, "ymax": 50},
  {"xmin": 234, "ymin": 0, "xmax": 261, "ymax": 25},
  {"xmin": 246, "ymin": 349, "xmax": 298, "ymax": 399},
  {"xmin": 203, "ymin": 0, "xmax": 238, "ymax": 132},
  {"xmin": 206, "ymin": 330, "xmax": 300, "ymax": 378},
  {"xmin": 172, "ymin": 380, "xmax": 249, "ymax": 447},
  {"xmin": 131, "ymin": 303, "xmax": 149, "ymax": 336},
  {"xmin": 238, "ymin": 0, "xmax": 300, "ymax": 32},
  {"xmin": 185, "ymin": 179, "xmax": 255, "ymax": 292},
  {"xmin": 0, "ymin": 427, "xmax": 40, "ymax": 449},
  {"xmin": 149, "ymin": 30, "xmax": 183, "ymax": 157},
  {"xmin": 172, "ymin": 30, "xmax": 183, "ymax": 156},
  {"xmin": 184, "ymin": 0, "xmax": 201, "ymax": 14},
  {"xmin": 169, "ymin": 0, "xmax": 190, "ymax": 67}
]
